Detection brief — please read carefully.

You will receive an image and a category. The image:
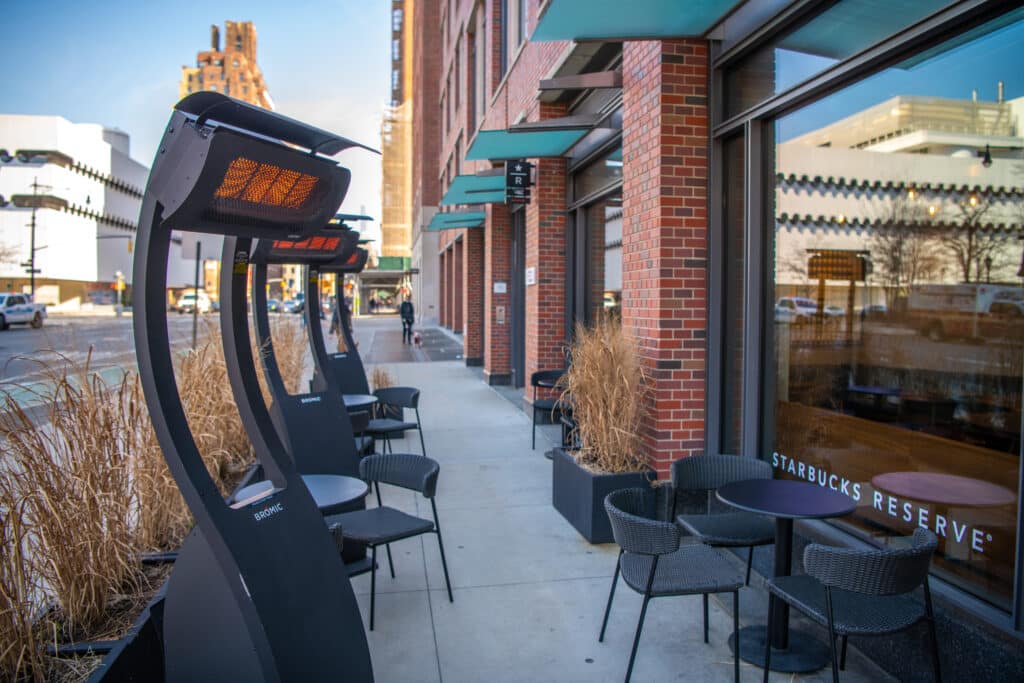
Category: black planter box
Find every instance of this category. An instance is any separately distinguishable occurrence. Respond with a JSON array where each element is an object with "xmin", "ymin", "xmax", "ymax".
[{"xmin": 551, "ymin": 447, "xmax": 652, "ymax": 544}]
